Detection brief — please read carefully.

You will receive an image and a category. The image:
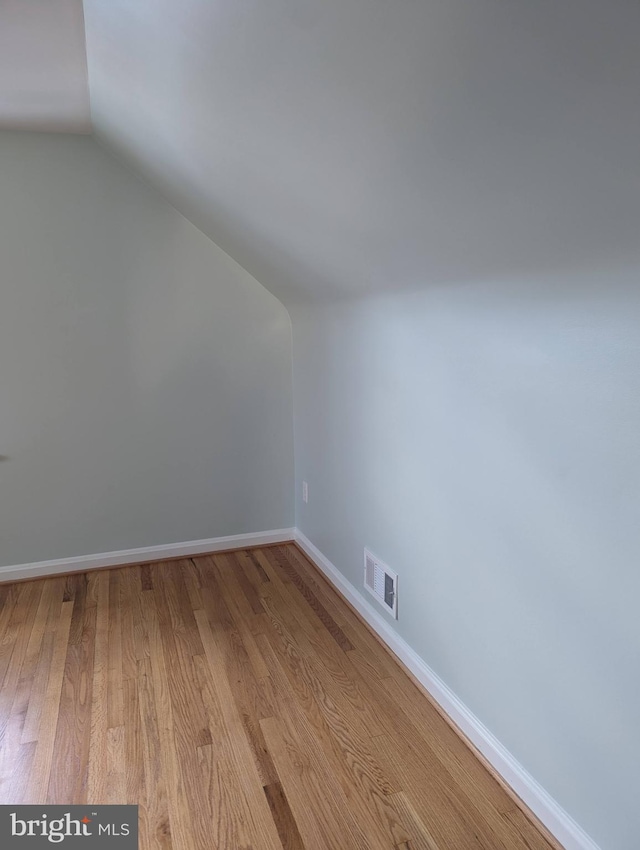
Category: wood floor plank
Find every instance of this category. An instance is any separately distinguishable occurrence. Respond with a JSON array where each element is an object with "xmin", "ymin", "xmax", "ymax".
[
  {"xmin": 20, "ymin": 578, "xmax": 68, "ymax": 745},
  {"xmin": 28, "ymin": 599, "xmax": 74, "ymax": 802},
  {"xmin": 141, "ymin": 589, "xmax": 193, "ymax": 850},
  {"xmin": 0, "ymin": 585, "xmax": 19, "ymax": 644},
  {"xmin": 120, "ymin": 566, "xmax": 143, "ymax": 681},
  {"xmin": 226, "ymin": 552, "xmax": 265, "ymax": 615},
  {"xmin": 0, "ymin": 545, "xmax": 560, "ymax": 850},
  {"xmin": 21, "ymin": 582, "xmax": 52, "ymax": 679},
  {"xmin": 138, "ymin": 657, "xmax": 173, "ymax": 850},
  {"xmin": 263, "ymin": 547, "xmax": 354, "ymax": 651},
  {"xmin": 156, "ymin": 561, "xmax": 204, "ymax": 659},
  {"xmin": 87, "ymin": 570, "xmax": 110, "ymax": 803},
  {"xmin": 259, "ymin": 552, "xmax": 381, "ymax": 750},
  {"xmin": 0, "ymin": 581, "xmax": 43, "ymax": 712},
  {"xmin": 195, "ymin": 740, "xmax": 259, "ymax": 850},
  {"xmin": 107, "ymin": 570, "xmax": 124, "ymax": 729},
  {"xmin": 254, "ymin": 553, "xmax": 321, "ymax": 647},
  {"xmin": 260, "ymin": 710, "xmax": 375, "ymax": 850},
  {"xmin": 258, "ymin": 614, "xmax": 410, "ymax": 848},
  {"xmin": 371, "ymin": 731, "xmax": 524, "ymax": 850},
  {"xmin": 501, "ymin": 807, "xmax": 564, "ymax": 850},
  {"xmin": 196, "ymin": 556, "xmax": 236, "ymax": 632},
  {"xmin": 153, "ymin": 577, "xmax": 215, "ymax": 768},
  {"xmin": 283, "ymin": 544, "xmax": 350, "ymax": 627},
  {"xmin": 194, "ymin": 607, "xmax": 284, "ymax": 850},
  {"xmin": 243, "ymin": 548, "xmax": 271, "ymax": 585},
  {"xmin": 106, "ymin": 724, "xmax": 126, "ymax": 804},
  {"xmin": 21, "ymin": 629, "xmax": 56, "ymax": 745},
  {"xmin": 221, "ymin": 627, "xmax": 278, "ymax": 784},
  {"xmin": 387, "ymin": 792, "xmax": 442, "ymax": 850},
  {"xmin": 0, "ymin": 740, "xmax": 36, "ymax": 805},
  {"xmin": 300, "ymin": 621, "xmax": 387, "ymax": 737},
  {"xmin": 342, "ymin": 620, "xmax": 407, "ymax": 680},
  {"xmin": 140, "ymin": 564, "xmax": 154, "ymax": 592},
  {"xmin": 0, "ymin": 583, "xmax": 44, "ymax": 783},
  {"xmin": 68, "ymin": 573, "xmax": 89, "ymax": 646},
  {"xmin": 263, "ymin": 781, "xmax": 306, "ymax": 850},
  {"xmin": 47, "ymin": 601, "xmax": 96, "ymax": 803},
  {"xmin": 378, "ymin": 672, "xmax": 516, "ymax": 814},
  {"xmin": 183, "ymin": 560, "xmax": 204, "ymax": 613},
  {"xmin": 374, "ymin": 734, "xmax": 483, "ymax": 849},
  {"xmin": 0, "ymin": 678, "xmax": 32, "ymax": 802},
  {"xmin": 358, "ymin": 664, "xmax": 544, "ymax": 850},
  {"xmin": 123, "ymin": 675, "xmax": 143, "ymax": 806},
  {"xmin": 261, "ymin": 593, "xmax": 386, "ymax": 752},
  {"xmin": 194, "ymin": 553, "xmax": 269, "ymax": 676}
]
